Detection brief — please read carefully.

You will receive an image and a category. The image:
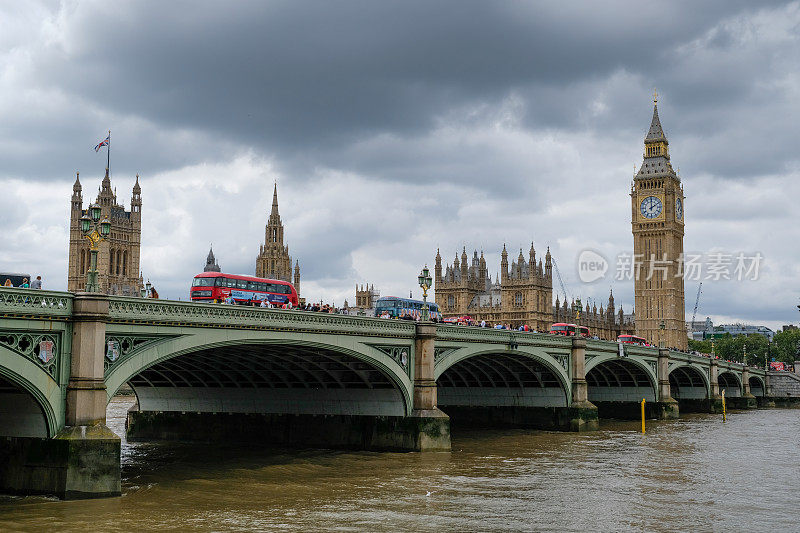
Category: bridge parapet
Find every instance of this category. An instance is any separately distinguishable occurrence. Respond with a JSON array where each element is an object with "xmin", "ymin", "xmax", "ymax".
[
  {"xmin": 107, "ymin": 297, "xmax": 416, "ymax": 338},
  {"xmin": 435, "ymin": 325, "xmax": 573, "ymax": 348},
  {"xmin": 0, "ymin": 288, "xmax": 73, "ymax": 320}
]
